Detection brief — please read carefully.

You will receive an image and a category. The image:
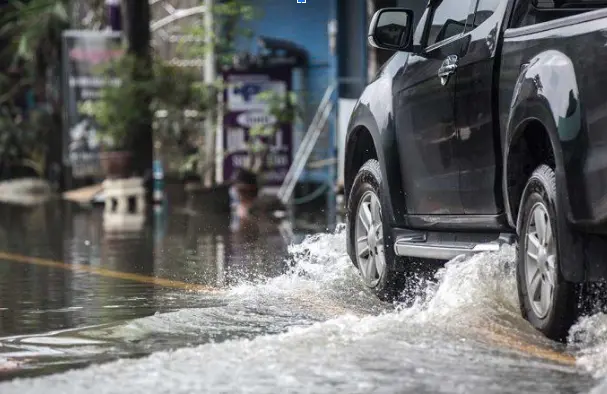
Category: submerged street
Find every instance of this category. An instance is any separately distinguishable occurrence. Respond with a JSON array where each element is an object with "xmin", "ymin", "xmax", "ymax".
[
  {"xmin": 5, "ymin": 0, "xmax": 607, "ymax": 392},
  {"xmin": 0, "ymin": 198, "xmax": 605, "ymax": 393}
]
